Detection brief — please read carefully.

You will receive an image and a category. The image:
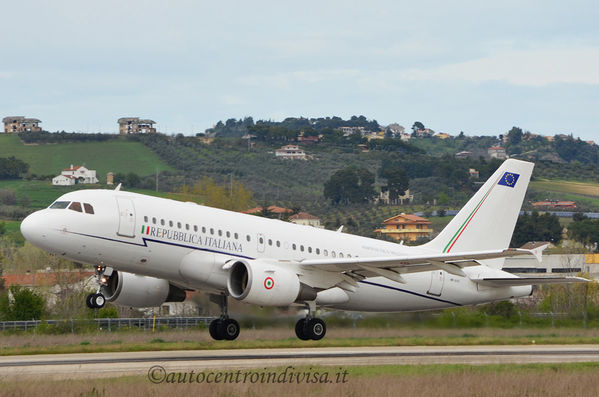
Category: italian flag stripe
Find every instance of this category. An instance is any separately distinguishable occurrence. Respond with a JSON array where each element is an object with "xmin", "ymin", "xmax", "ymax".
[
  {"xmin": 443, "ymin": 181, "xmax": 497, "ymax": 253},
  {"xmin": 141, "ymin": 225, "xmax": 145, "ymax": 234}
]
